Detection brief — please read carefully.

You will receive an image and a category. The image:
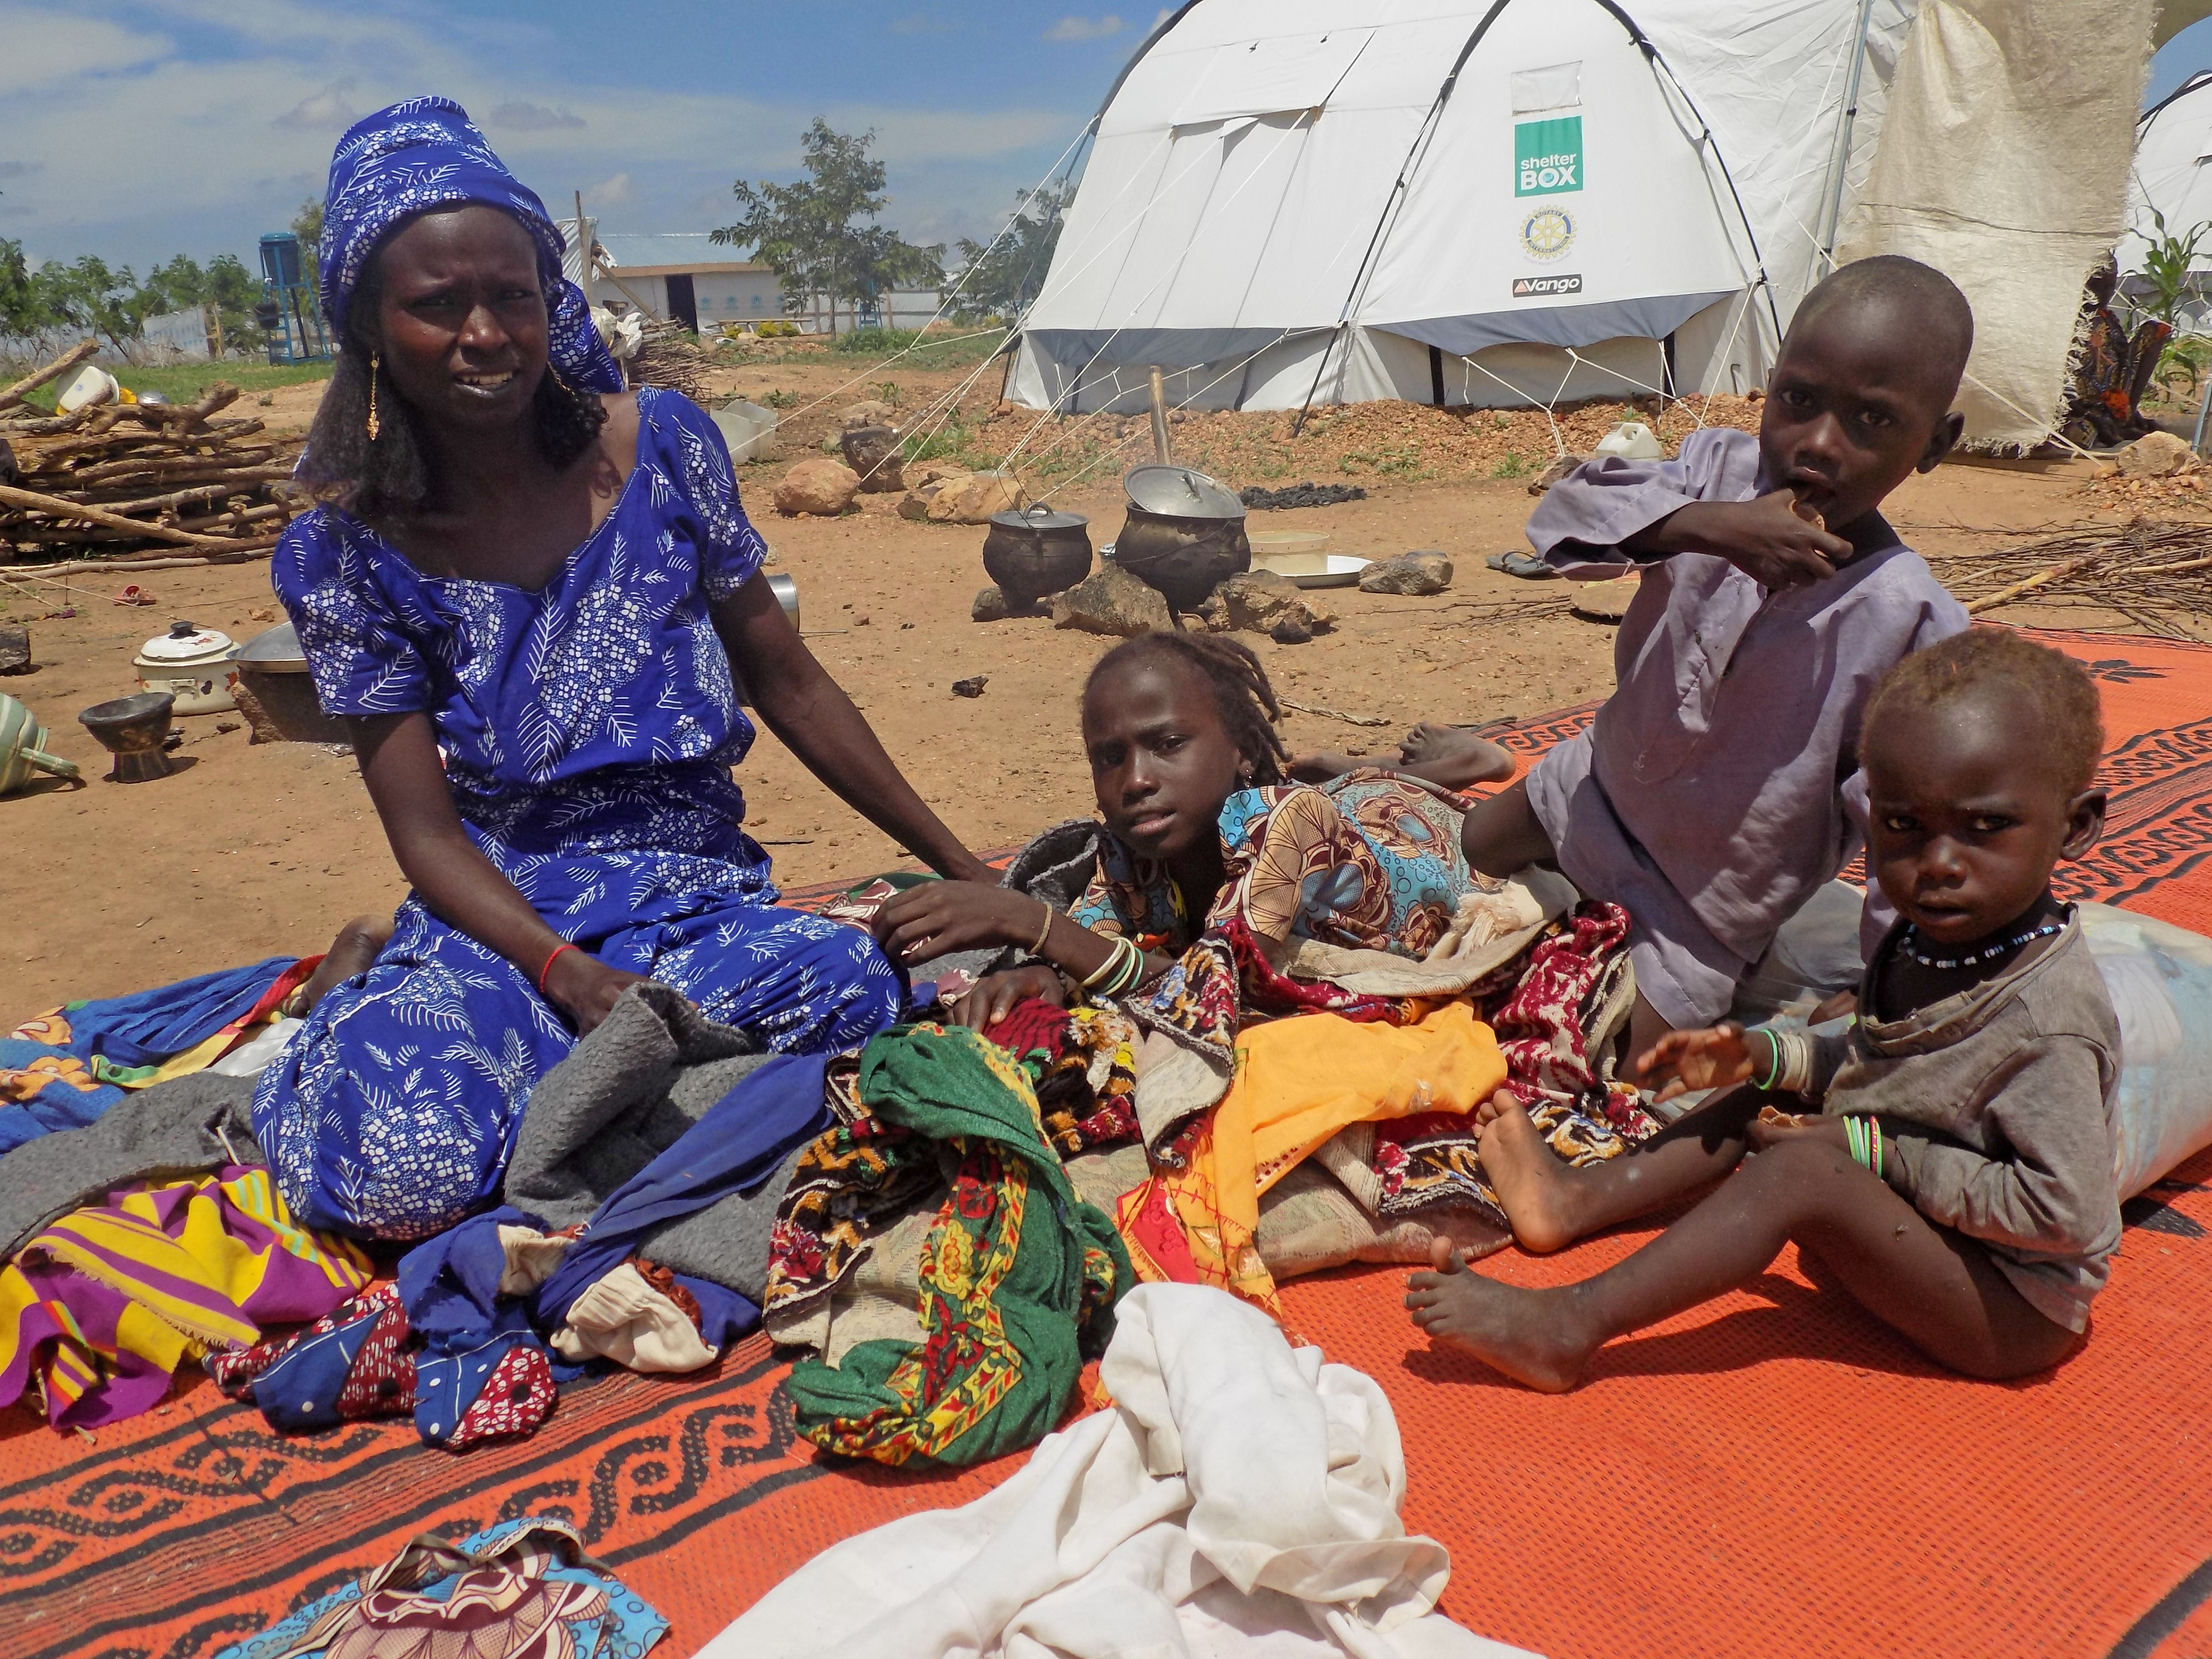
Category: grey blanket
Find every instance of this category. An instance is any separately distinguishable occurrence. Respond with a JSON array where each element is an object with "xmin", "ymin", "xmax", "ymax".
[
  {"xmin": 500, "ymin": 981, "xmax": 798, "ymax": 1301},
  {"xmin": 0, "ymin": 1072, "xmax": 261, "ymax": 1258}
]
